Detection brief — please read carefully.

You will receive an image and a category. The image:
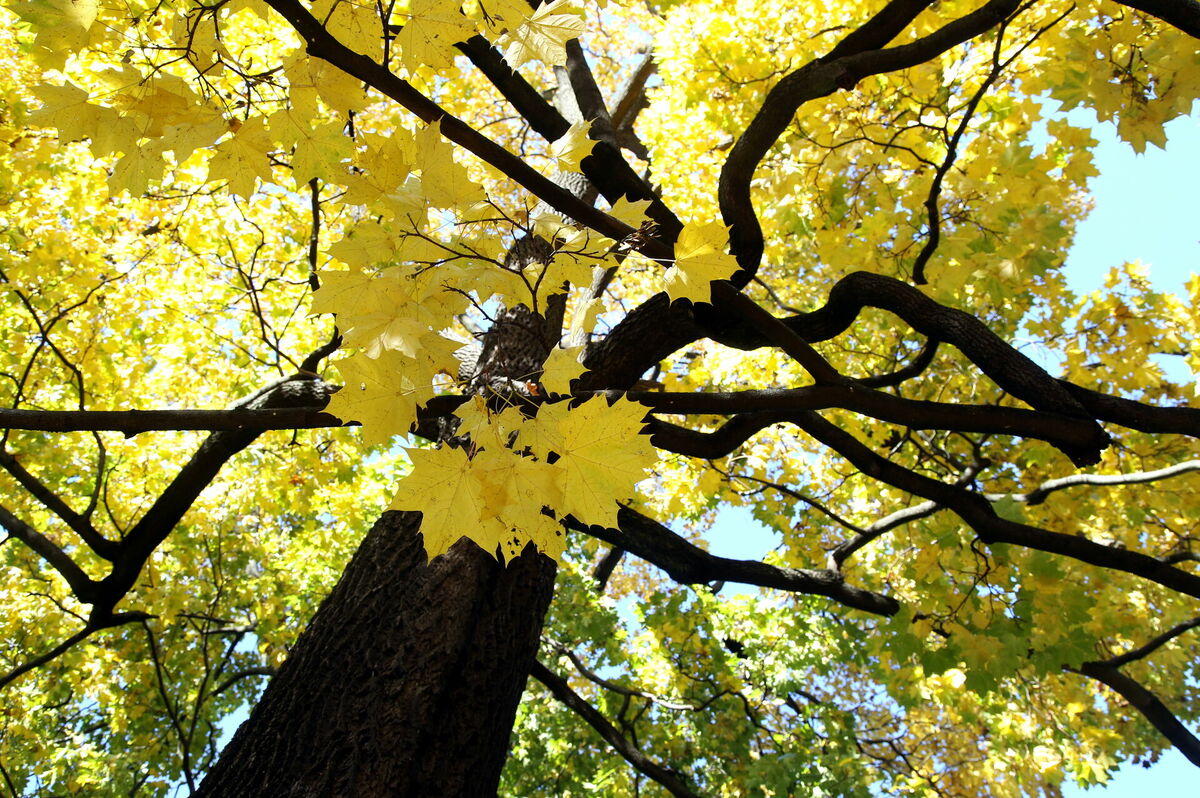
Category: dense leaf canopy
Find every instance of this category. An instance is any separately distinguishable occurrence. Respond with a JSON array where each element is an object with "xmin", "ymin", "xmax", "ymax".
[{"xmin": 0, "ymin": 0, "xmax": 1198, "ymax": 794}]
